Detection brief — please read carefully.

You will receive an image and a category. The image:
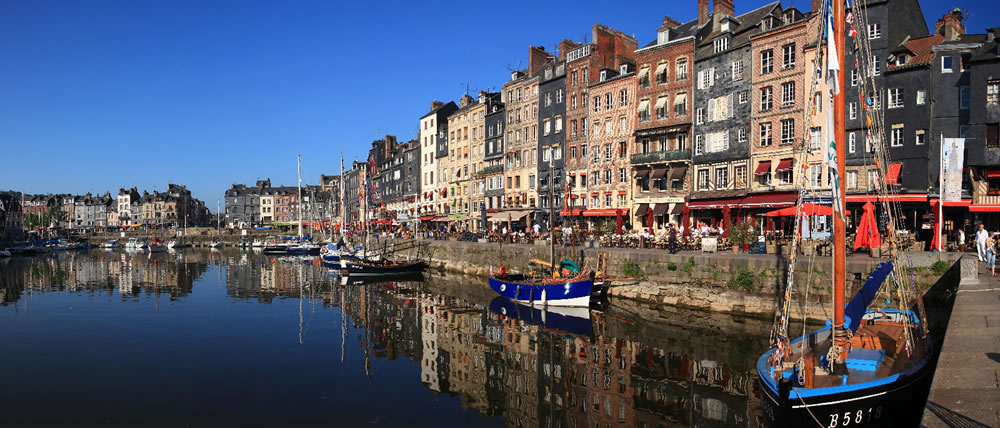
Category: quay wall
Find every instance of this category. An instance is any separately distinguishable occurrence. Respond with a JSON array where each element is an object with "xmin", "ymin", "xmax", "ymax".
[{"xmin": 414, "ymin": 240, "xmax": 962, "ymax": 323}]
